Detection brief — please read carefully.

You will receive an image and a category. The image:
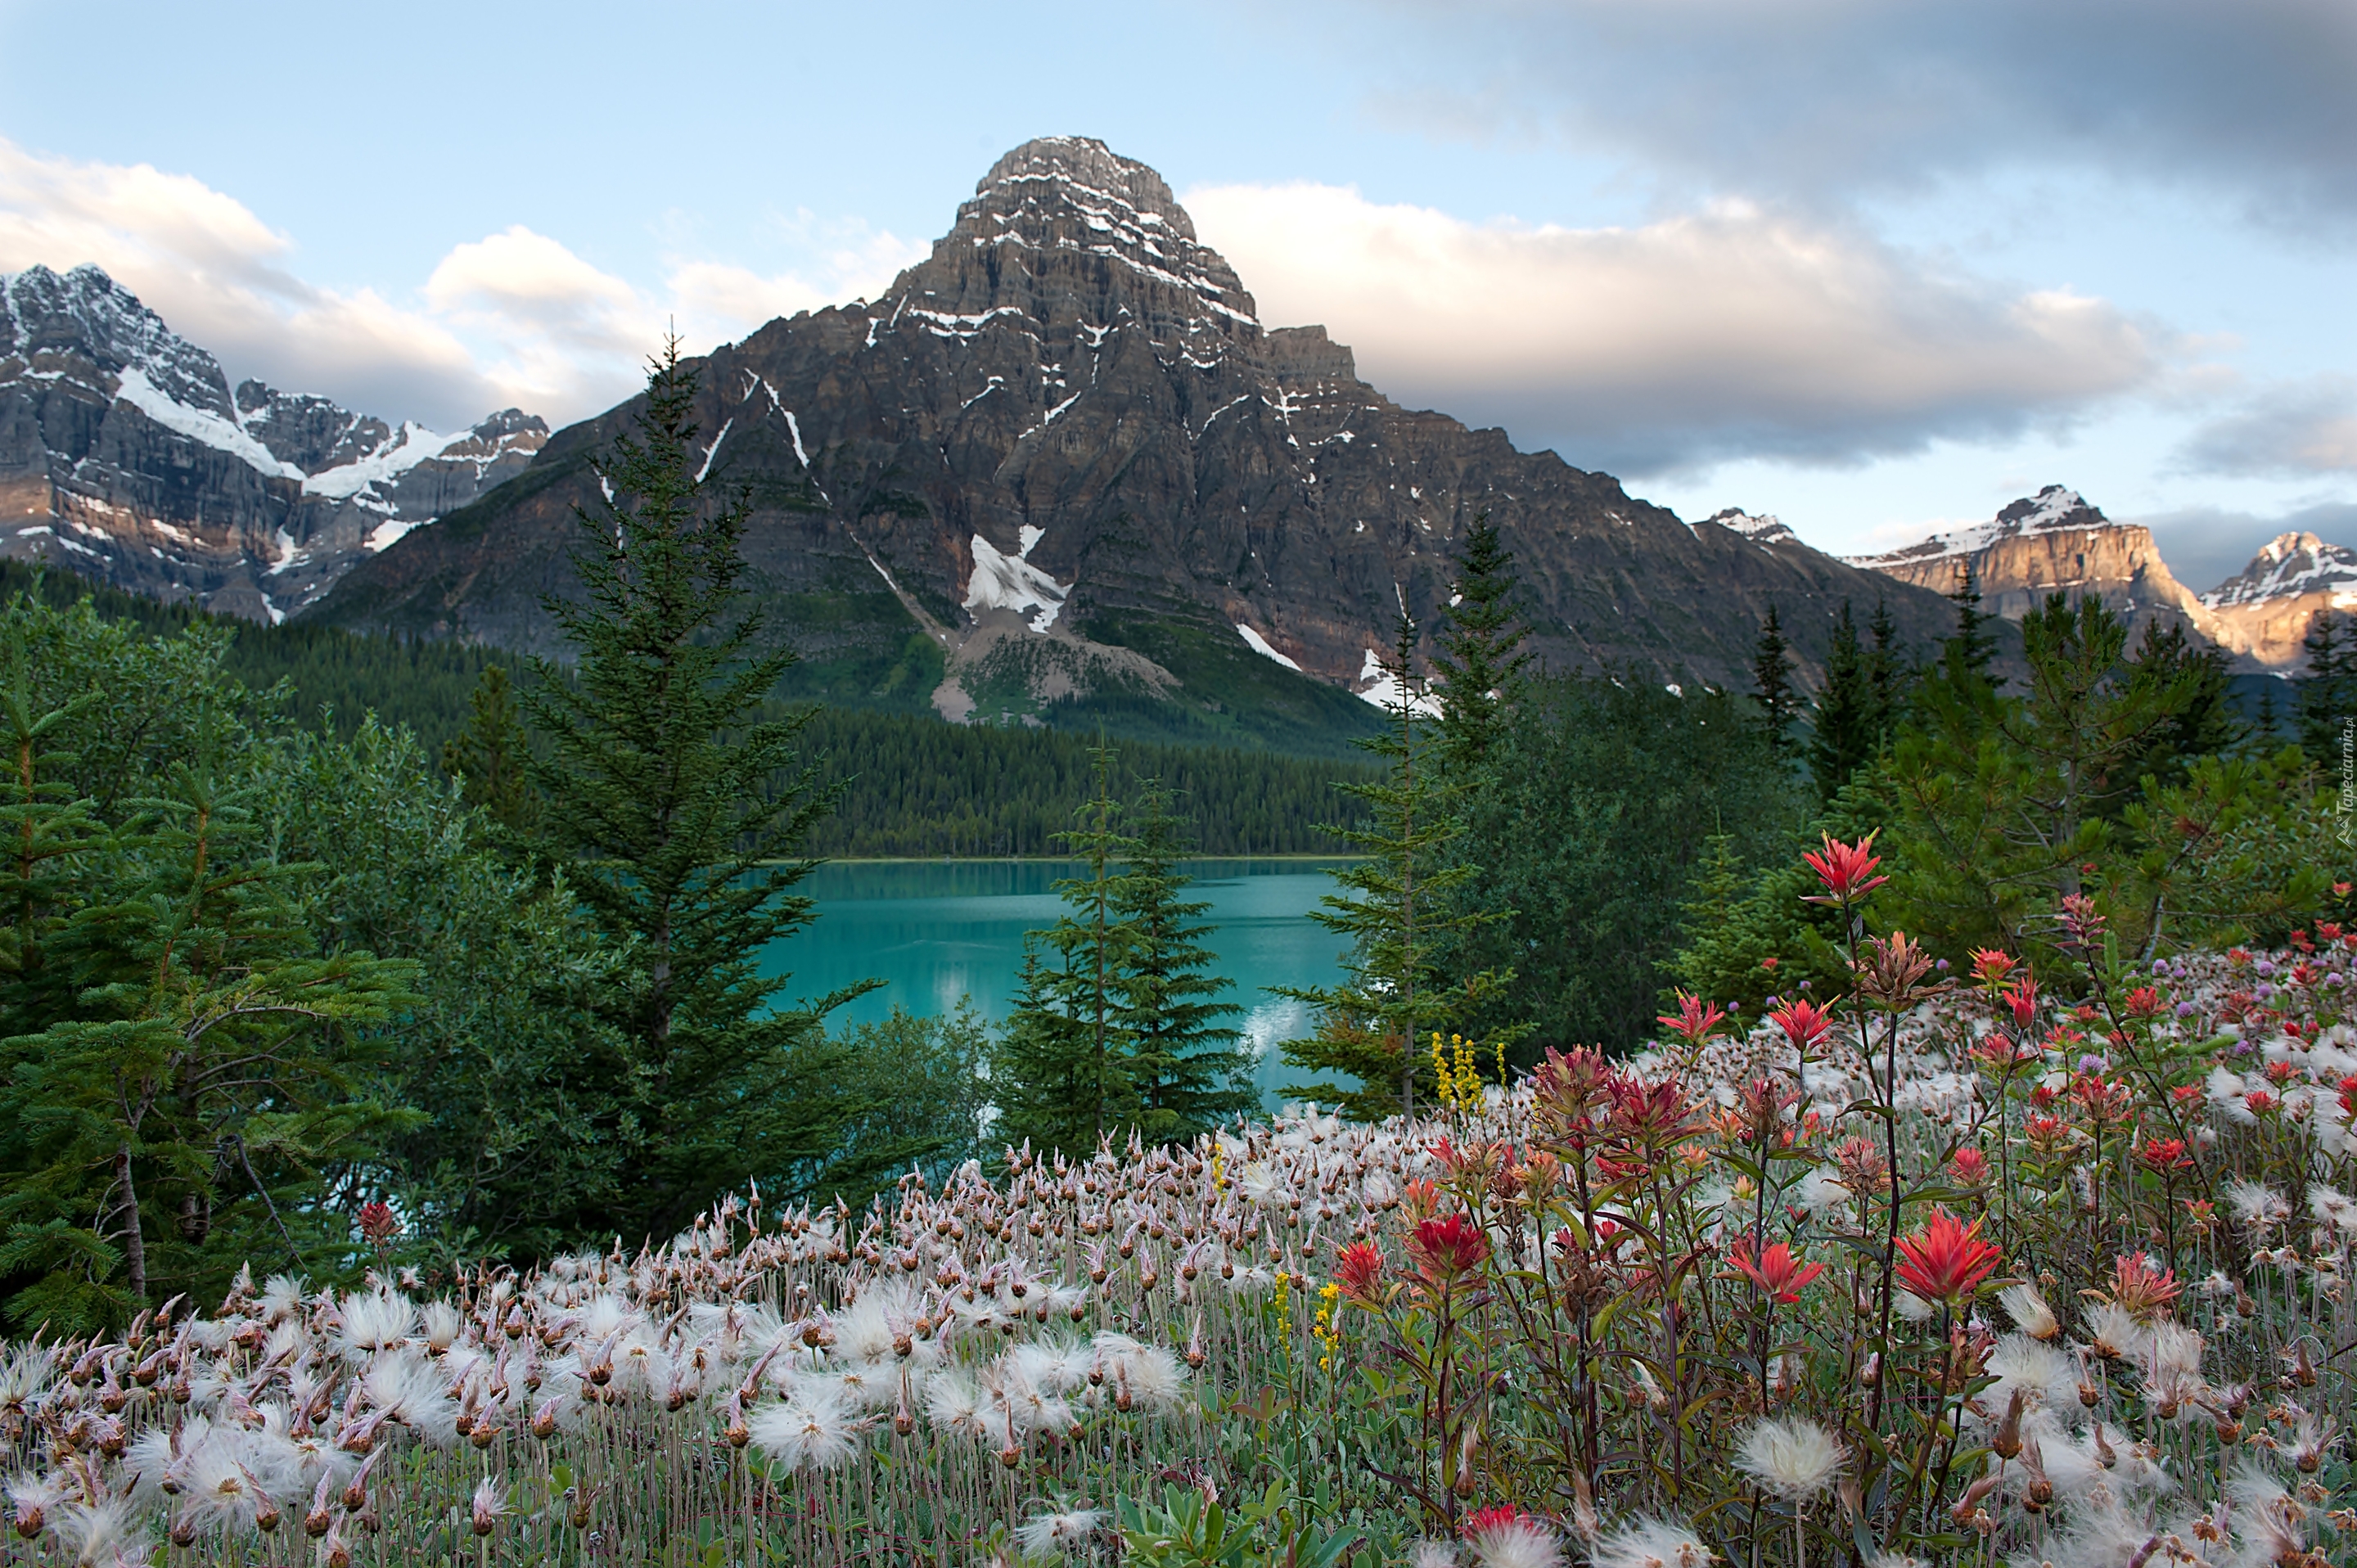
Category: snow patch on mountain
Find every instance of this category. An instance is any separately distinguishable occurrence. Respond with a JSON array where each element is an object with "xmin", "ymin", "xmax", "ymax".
[
  {"xmin": 112, "ymin": 367, "xmax": 304, "ymax": 481},
  {"xmin": 965, "ymin": 531, "xmax": 1070, "ymax": 633},
  {"xmin": 303, "ymin": 422, "xmax": 466, "ymax": 499},
  {"xmin": 2202, "ymin": 531, "xmax": 2357, "ymax": 610},
  {"xmin": 1354, "ymin": 647, "xmax": 1442, "ymax": 715},
  {"xmin": 1850, "ymin": 484, "xmax": 2105, "ymax": 567},
  {"xmin": 1235, "ymin": 623, "xmax": 1302, "ymax": 671},
  {"xmin": 1703, "ymin": 507, "xmax": 1796, "ymax": 547}
]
